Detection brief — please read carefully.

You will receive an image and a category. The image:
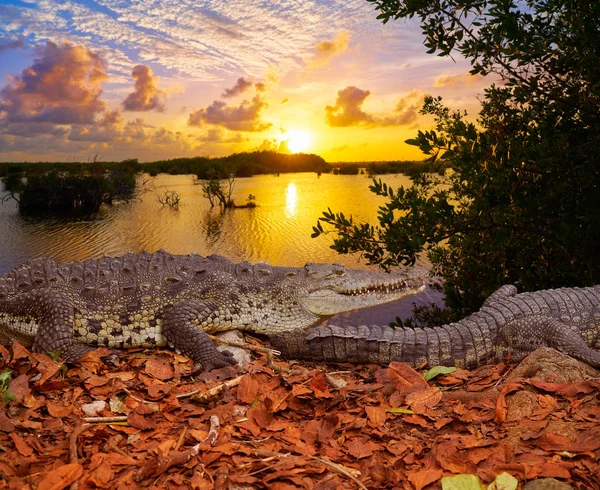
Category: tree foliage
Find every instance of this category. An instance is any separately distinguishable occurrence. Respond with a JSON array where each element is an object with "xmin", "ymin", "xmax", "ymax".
[{"xmin": 314, "ymin": 0, "xmax": 600, "ymax": 317}]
